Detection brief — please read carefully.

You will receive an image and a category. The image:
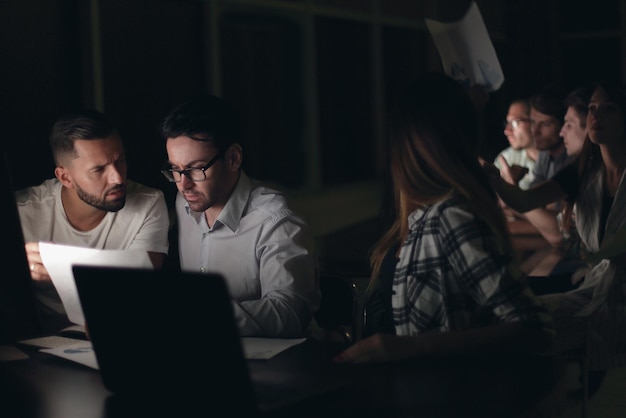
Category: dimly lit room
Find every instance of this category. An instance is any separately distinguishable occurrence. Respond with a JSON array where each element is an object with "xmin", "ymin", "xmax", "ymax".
[{"xmin": 2, "ymin": 0, "xmax": 626, "ymax": 416}]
